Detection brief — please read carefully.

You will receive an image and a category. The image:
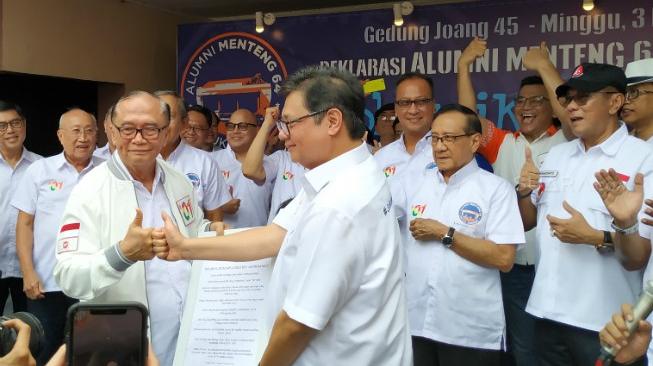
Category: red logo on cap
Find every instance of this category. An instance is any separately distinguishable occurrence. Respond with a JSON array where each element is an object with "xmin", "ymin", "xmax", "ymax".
[{"xmin": 572, "ymin": 65, "xmax": 584, "ymax": 78}]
